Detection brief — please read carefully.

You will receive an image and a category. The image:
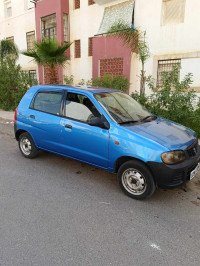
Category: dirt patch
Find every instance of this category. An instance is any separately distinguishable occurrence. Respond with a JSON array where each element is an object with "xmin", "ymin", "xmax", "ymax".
[
  {"xmin": 193, "ymin": 179, "xmax": 200, "ymax": 189},
  {"xmin": 191, "ymin": 201, "xmax": 200, "ymax": 207}
]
